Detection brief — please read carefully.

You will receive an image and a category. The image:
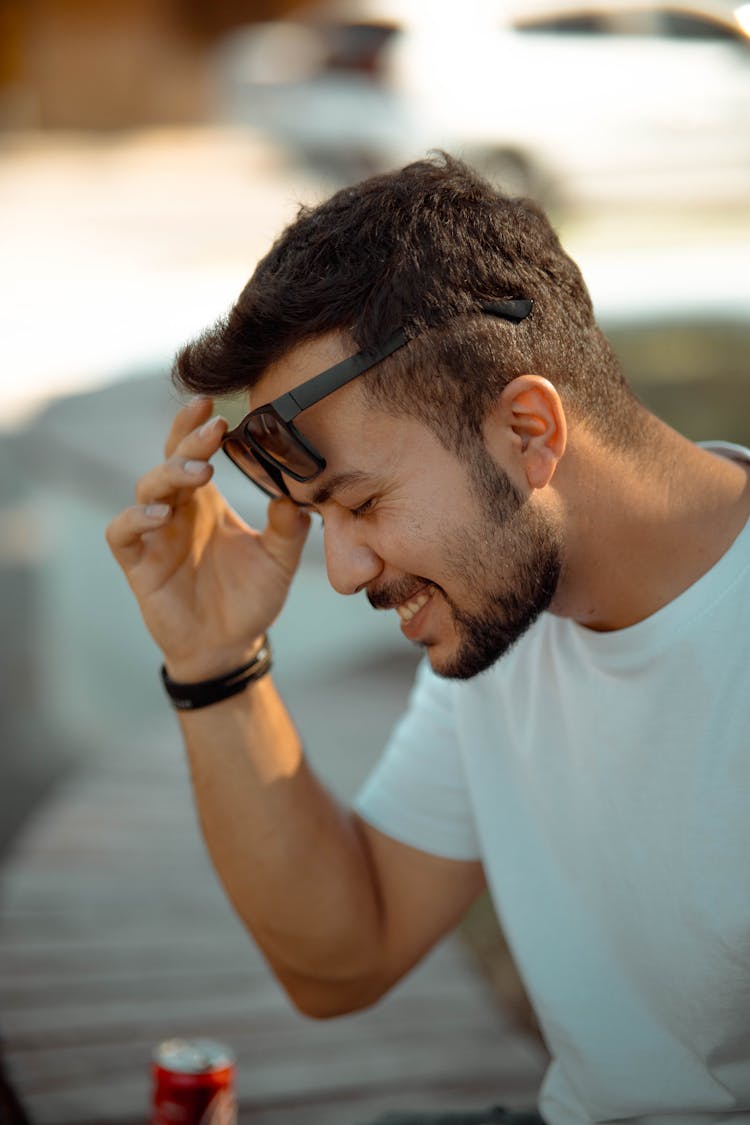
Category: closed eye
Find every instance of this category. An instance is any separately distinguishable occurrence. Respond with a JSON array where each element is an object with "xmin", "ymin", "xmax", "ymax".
[{"xmin": 350, "ymin": 497, "xmax": 376, "ymax": 519}]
